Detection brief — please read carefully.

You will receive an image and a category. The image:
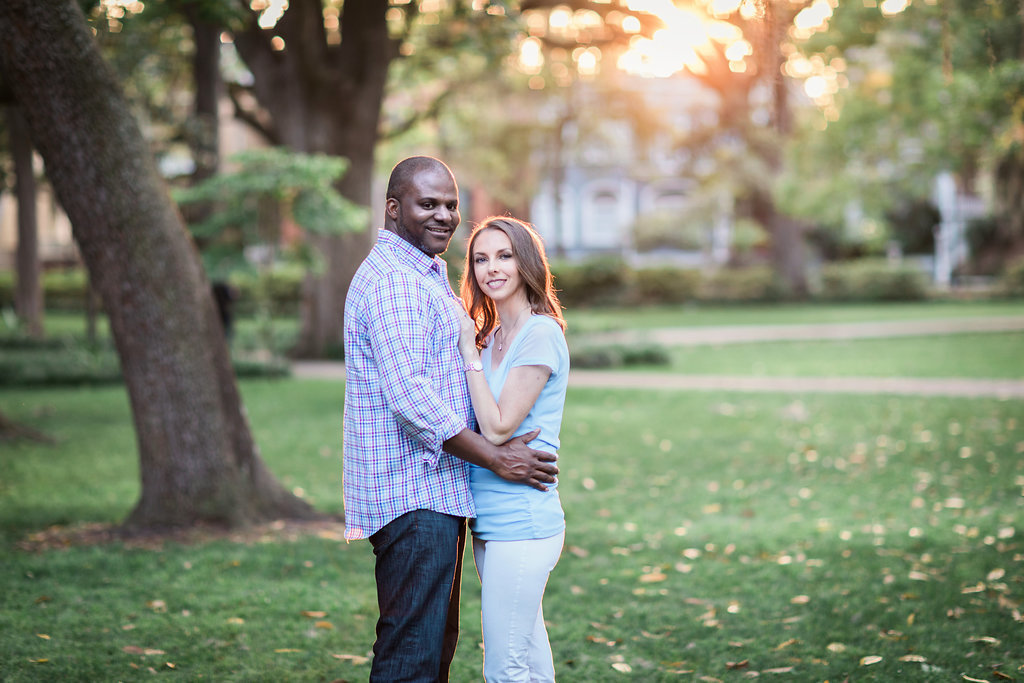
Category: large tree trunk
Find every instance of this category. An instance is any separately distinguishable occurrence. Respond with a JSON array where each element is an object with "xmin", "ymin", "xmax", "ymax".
[
  {"xmin": 0, "ymin": 0, "xmax": 317, "ymax": 530},
  {"xmin": 232, "ymin": 0, "xmax": 391, "ymax": 357},
  {"xmin": 9, "ymin": 106, "xmax": 44, "ymax": 338}
]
